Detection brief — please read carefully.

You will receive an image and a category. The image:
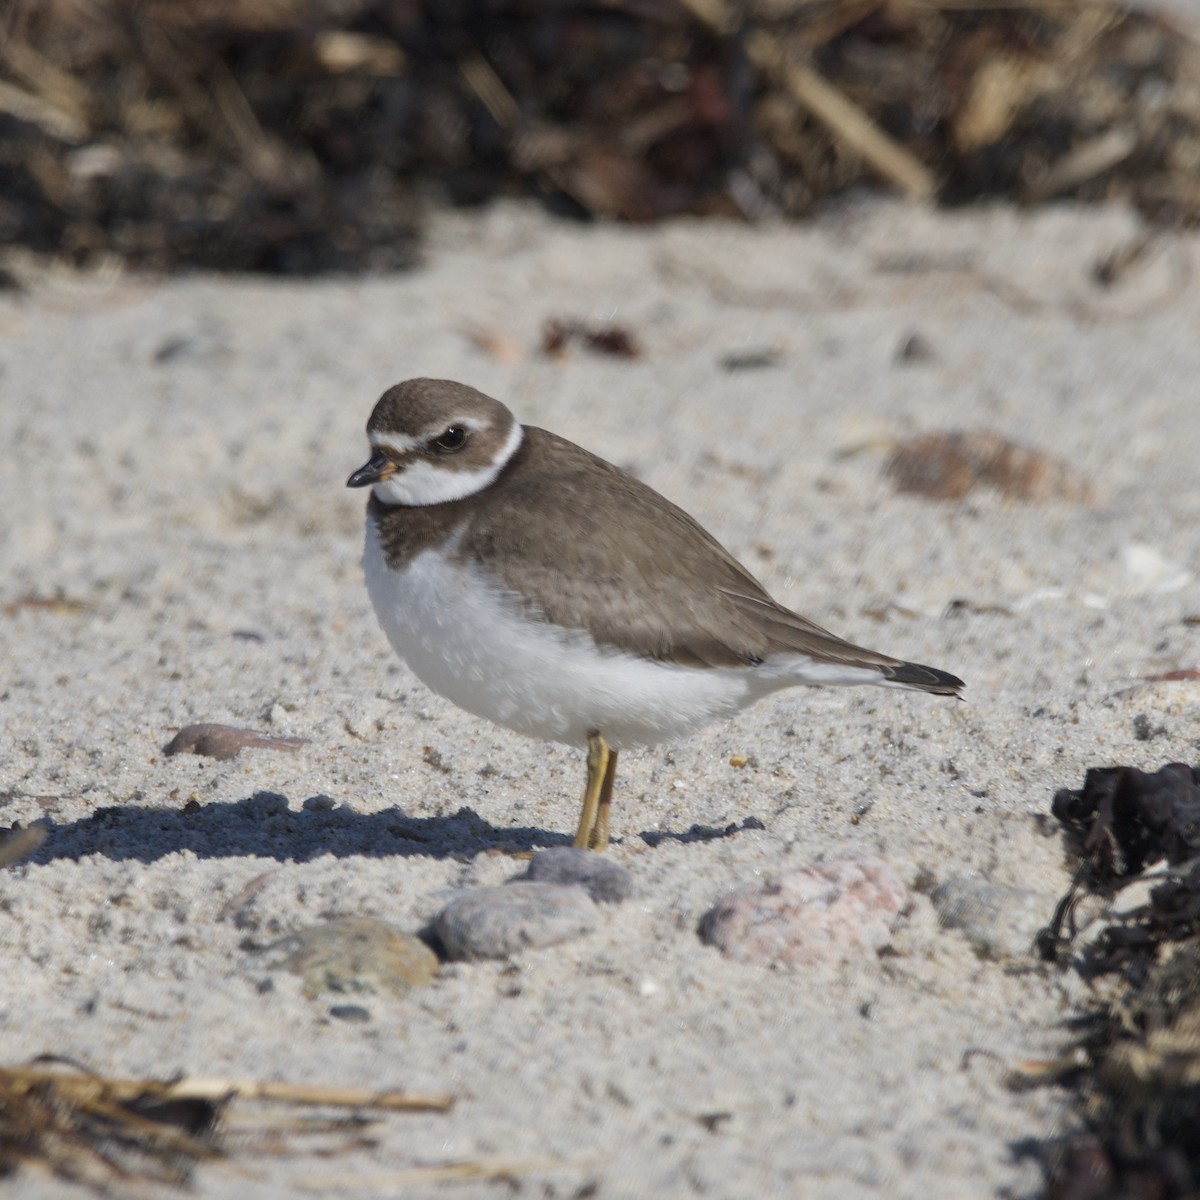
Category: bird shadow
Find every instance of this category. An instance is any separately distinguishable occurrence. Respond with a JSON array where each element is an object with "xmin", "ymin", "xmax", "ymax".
[
  {"xmin": 25, "ymin": 793, "xmax": 575, "ymax": 866},
  {"xmin": 21, "ymin": 793, "xmax": 764, "ymax": 867}
]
